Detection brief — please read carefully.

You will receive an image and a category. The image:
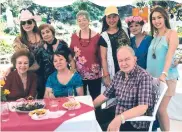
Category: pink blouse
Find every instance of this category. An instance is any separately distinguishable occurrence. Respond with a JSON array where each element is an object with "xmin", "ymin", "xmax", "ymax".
[{"xmin": 70, "ymin": 33, "xmax": 102, "ymax": 80}]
